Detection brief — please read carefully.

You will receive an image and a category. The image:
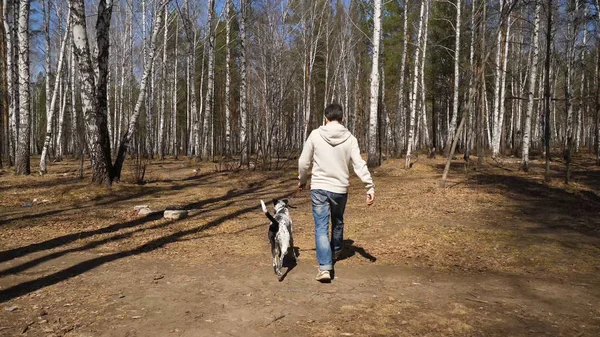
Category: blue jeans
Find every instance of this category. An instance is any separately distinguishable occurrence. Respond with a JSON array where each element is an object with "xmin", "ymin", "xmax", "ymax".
[{"xmin": 311, "ymin": 189, "xmax": 348, "ymax": 271}]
